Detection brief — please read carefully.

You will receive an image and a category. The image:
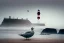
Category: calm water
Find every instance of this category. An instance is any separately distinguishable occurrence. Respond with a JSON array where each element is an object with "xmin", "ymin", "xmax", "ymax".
[{"xmin": 0, "ymin": 27, "xmax": 64, "ymax": 39}]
